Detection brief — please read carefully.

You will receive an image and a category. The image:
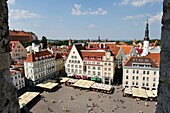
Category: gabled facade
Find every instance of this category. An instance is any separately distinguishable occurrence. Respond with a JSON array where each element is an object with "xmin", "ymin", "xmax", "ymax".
[
  {"xmin": 10, "ymin": 41, "xmax": 27, "ymax": 61},
  {"xmin": 65, "ymin": 44, "xmax": 115, "ymax": 85},
  {"xmin": 24, "ymin": 51, "xmax": 56, "ymax": 86},
  {"xmin": 65, "ymin": 44, "xmax": 84, "ymax": 77}
]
